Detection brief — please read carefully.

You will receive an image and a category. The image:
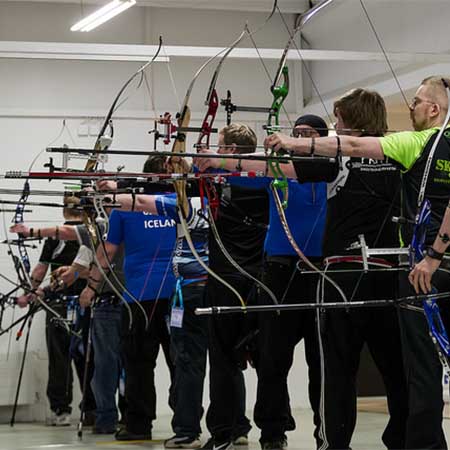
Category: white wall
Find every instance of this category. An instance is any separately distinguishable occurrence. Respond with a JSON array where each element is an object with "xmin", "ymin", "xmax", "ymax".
[{"xmin": 0, "ymin": 1, "xmax": 311, "ymax": 423}]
